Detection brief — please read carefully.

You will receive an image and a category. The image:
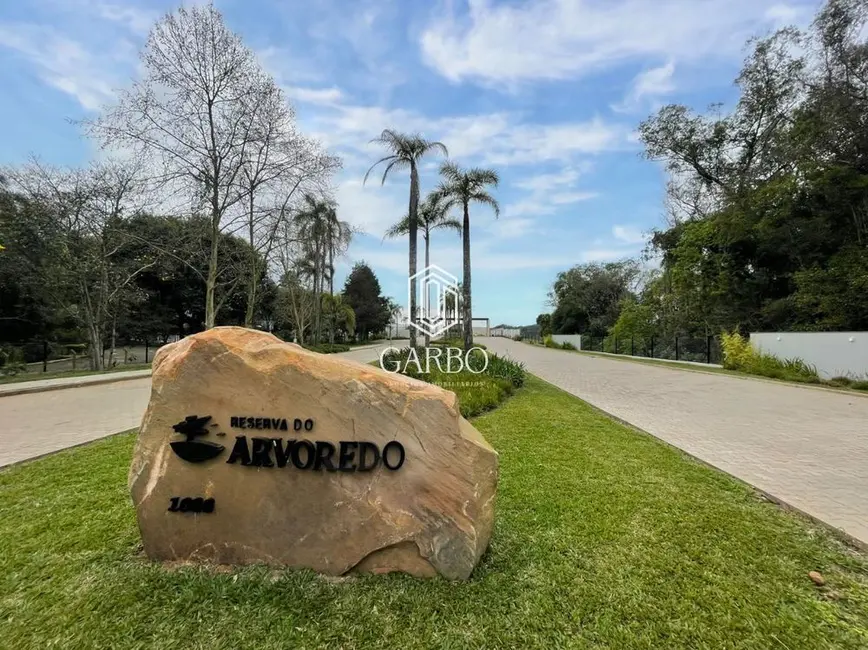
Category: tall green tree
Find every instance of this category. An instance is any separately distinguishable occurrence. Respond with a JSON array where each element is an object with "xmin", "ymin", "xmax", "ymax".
[
  {"xmin": 432, "ymin": 162, "xmax": 500, "ymax": 350},
  {"xmin": 549, "ymin": 261, "xmax": 640, "ymax": 337},
  {"xmin": 636, "ymin": 0, "xmax": 868, "ymax": 335},
  {"xmin": 364, "ymin": 130, "xmax": 447, "ymax": 348},
  {"xmin": 342, "ymin": 262, "xmax": 390, "ymax": 341},
  {"xmin": 384, "ymin": 190, "xmax": 461, "ymax": 345}
]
